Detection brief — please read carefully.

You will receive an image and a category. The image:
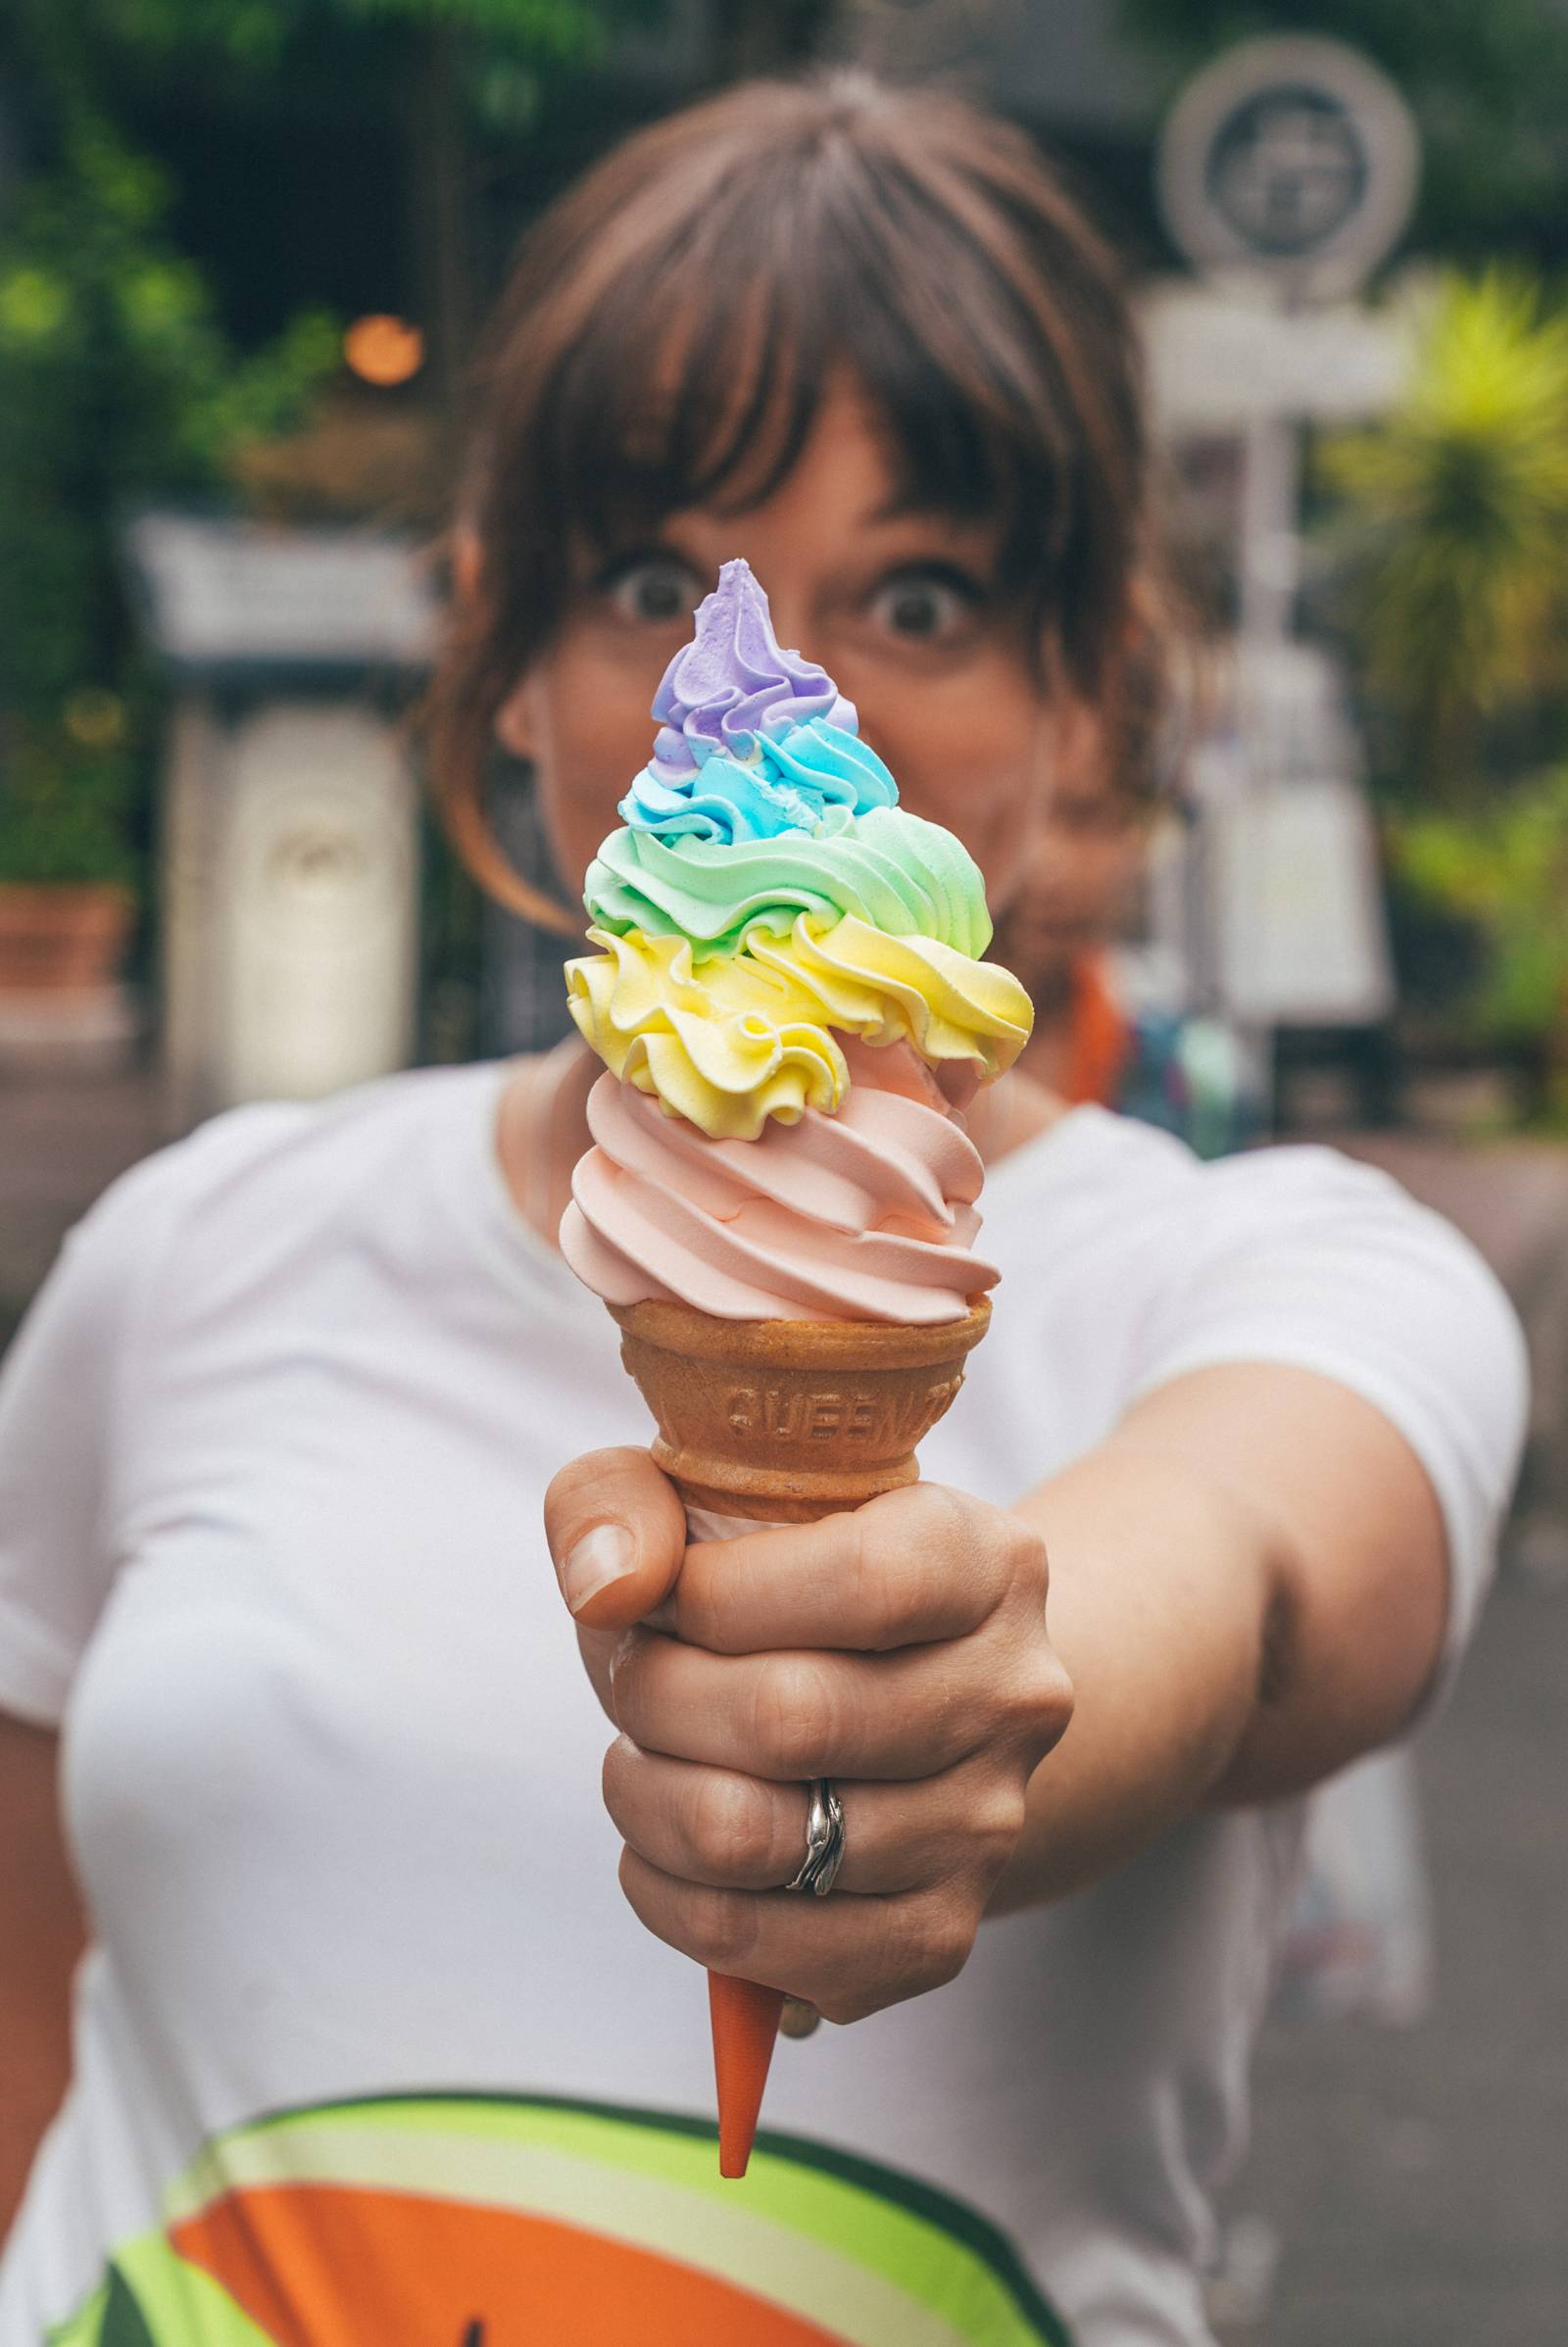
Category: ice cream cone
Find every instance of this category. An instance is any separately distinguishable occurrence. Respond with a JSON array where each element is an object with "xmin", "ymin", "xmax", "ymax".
[
  {"xmin": 608, "ymin": 1297, "xmax": 991, "ymax": 1522},
  {"xmin": 609, "ymin": 1295, "xmax": 992, "ymax": 2173},
  {"xmin": 563, "ymin": 559, "xmax": 1031, "ymax": 2179}
]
